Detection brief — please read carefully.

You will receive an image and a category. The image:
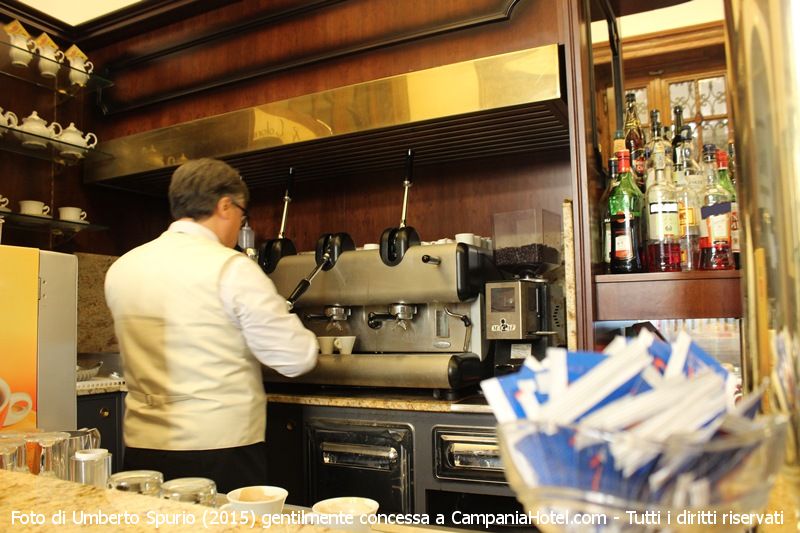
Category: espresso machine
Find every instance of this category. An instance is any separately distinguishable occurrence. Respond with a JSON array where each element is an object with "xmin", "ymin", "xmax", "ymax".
[{"xmin": 266, "ymin": 242, "xmax": 500, "ymax": 397}]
